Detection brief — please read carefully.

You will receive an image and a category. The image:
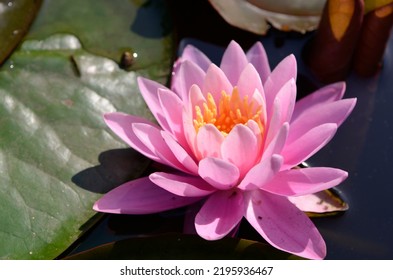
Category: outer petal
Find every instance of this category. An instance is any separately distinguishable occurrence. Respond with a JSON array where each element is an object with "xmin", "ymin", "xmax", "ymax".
[
  {"xmin": 203, "ymin": 64, "xmax": 233, "ymax": 103},
  {"xmin": 291, "ymin": 82, "xmax": 346, "ymax": 122},
  {"xmin": 236, "ymin": 63, "xmax": 264, "ymax": 99},
  {"xmin": 238, "ymin": 154, "xmax": 283, "ymax": 191},
  {"xmin": 221, "ymin": 124, "xmax": 259, "ymax": 177},
  {"xmin": 161, "ymin": 131, "xmax": 198, "ymax": 174},
  {"xmin": 245, "ymin": 190, "xmax": 326, "ymax": 259},
  {"xmin": 198, "ymin": 157, "xmax": 240, "ymax": 190},
  {"xmin": 104, "ymin": 112, "xmax": 160, "ymax": 162},
  {"xmin": 171, "ymin": 60, "xmax": 205, "ymax": 102},
  {"xmin": 195, "ymin": 189, "xmax": 244, "ymax": 240},
  {"xmin": 93, "ymin": 177, "xmax": 200, "ymax": 214},
  {"xmin": 282, "ymin": 123, "xmax": 338, "ymax": 169},
  {"xmin": 220, "ymin": 40, "xmax": 249, "ymax": 86},
  {"xmin": 261, "ymin": 167, "xmax": 348, "ymax": 196},
  {"xmin": 149, "ymin": 172, "xmax": 216, "ymax": 197},
  {"xmin": 246, "ymin": 41, "xmax": 271, "ymax": 84},
  {"xmin": 132, "ymin": 123, "xmax": 189, "ymax": 173},
  {"xmin": 181, "ymin": 44, "xmax": 212, "ymax": 71},
  {"xmin": 182, "ymin": 108, "xmax": 199, "ymax": 159},
  {"xmin": 137, "ymin": 77, "xmax": 171, "ymax": 132},
  {"xmin": 264, "ymin": 55, "xmax": 297, "ymax": 116},
  {"xmin": 196, "ymin": 124, "xmax": 225, "ymax": 159},
  {"xmin": 287, "ymin": 98, "xmax": 356, "ymax": 144}
]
